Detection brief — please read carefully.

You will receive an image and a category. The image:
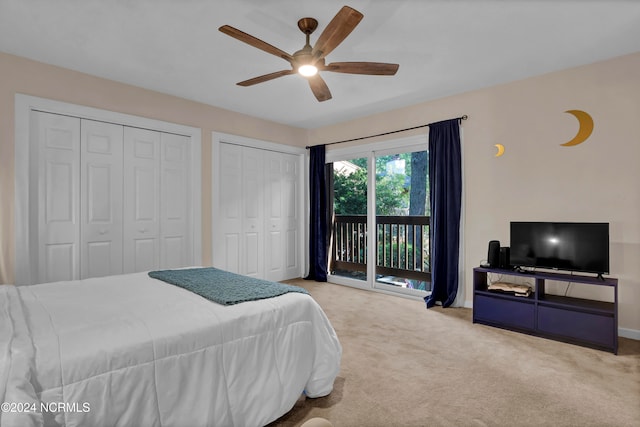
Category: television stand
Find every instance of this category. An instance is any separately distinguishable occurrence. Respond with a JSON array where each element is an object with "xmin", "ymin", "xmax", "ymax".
[{"xmin": 473, "ymin": 267, "xmax": 618, "ymax": 354}]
